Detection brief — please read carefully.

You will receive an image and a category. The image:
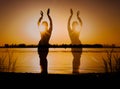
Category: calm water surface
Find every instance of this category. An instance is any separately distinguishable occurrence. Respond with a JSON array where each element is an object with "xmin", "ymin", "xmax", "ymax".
[{"xmin": 0, "ymin": 48, "xmax": 120, "ymax": 74}]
